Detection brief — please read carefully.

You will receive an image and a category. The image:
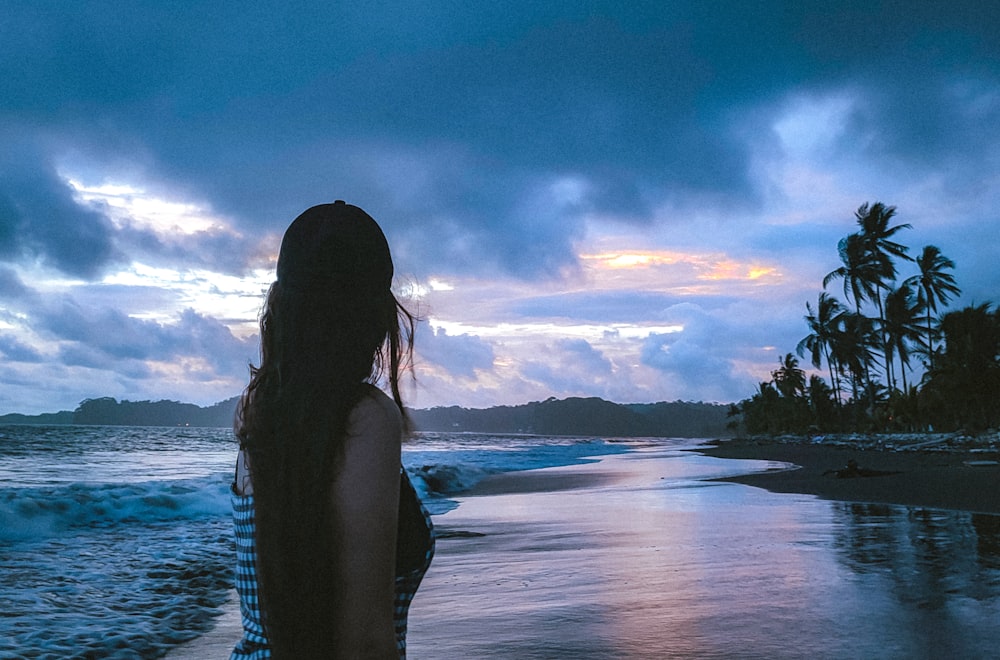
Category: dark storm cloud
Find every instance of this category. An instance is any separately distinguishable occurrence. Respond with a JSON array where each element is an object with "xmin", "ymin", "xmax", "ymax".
[
  {"xmin": 38, "ymin": 300, "xmax": 161, "ymax": 361},
  {"xmin": 0, "ymin": 143, "xmax": 120, "ymax": 279},
  {"xmin": 0, "ymin": 266, "xmax": 32, "ymax": 301},
  {"xmin": 113, "ymin": 222, "xmax": 271, "ymax": 276},
  {"xmin": 56, "ymin": 343, "xmax": 152, "ymax": 377},
  {"xmin": 3, "ymin": 1, "xmax": 999, "ymax": 278},
  {"xmin": 0, "ymin": 333, "xmax": 43, "ymax": 363},
  {"xmin": 2, "ymin": 1, "xmax": 999, "ymax": 413},
  {"xmin": 777, "ymin": 4, "xmax": 1000, "ymax": 192}
]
